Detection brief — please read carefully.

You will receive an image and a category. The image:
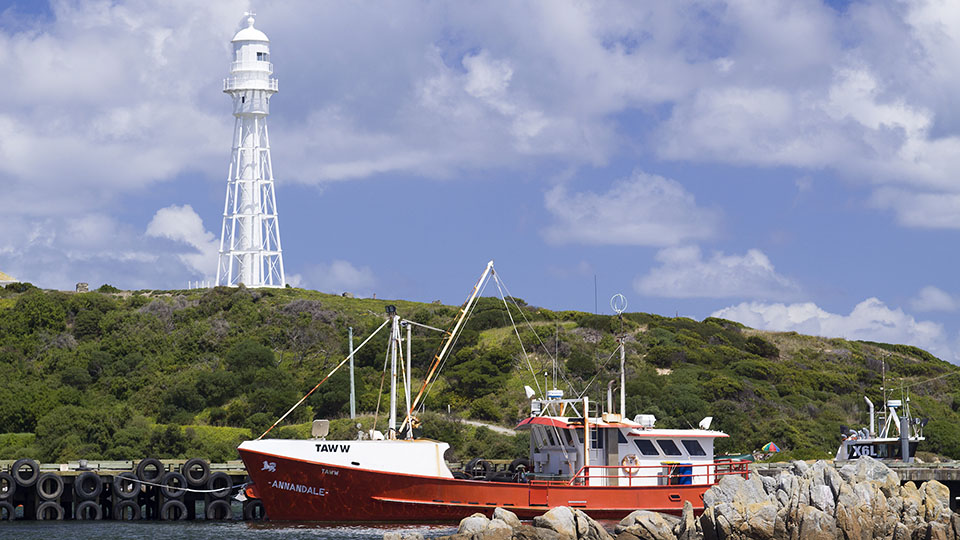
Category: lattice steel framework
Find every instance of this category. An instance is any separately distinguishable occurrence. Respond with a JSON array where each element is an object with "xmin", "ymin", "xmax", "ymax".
[{"xmin": 217, "ymin": 15, "xmax": 286, "ymax": 288}]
